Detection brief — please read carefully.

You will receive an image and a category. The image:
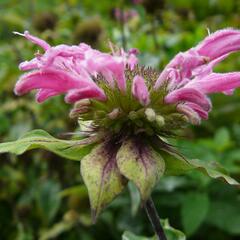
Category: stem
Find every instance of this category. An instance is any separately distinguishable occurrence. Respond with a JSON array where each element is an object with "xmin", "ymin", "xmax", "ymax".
[{"xmin": 144, "ymin": 197, "xmax": 167, "ymax": 240}]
